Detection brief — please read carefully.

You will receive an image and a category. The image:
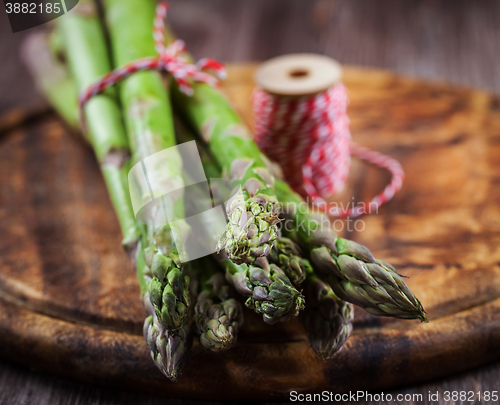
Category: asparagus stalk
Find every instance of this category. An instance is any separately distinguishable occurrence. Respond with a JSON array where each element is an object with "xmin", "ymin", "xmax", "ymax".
[
  {"xmin": 267, "ymin": 237, "xmax": 310, "ymax": 287},
  {"xmin": 176, "ymin": 123, "xmax": 336, "ymax": 333},
  {"xmin": 160, "ymin": 42, "xmax": 280, "ymax": 266},
  {"xmin": 303, "ymin": 267, "xmax": 353, "ymax": 360},
  {"xmin": 222, "ymin": 257, "xmax": 304, "ymax": 325},
  {"xmin": 103, "ymin": 0, "xmax": 190, "ymax": 334},
  {"xmin": 143, "ymin": 315, "xmax": 192, "ymax": 380},
  {"xmin": 141, "ymin": 250, "xmax": 192, "ymax": 381},
  {"xmin": 44, "ymin": 2, "xmax": 192, "ymax": 380},
  {"xmin": 55, "ymin": 1, "xmax": 140, "ymax": 250},
  {"xmin": 275, "ymin": 181, "xmax": 427, "ymax": 322},
  {"xmin": 192, "ymin": 257, "xmax": 244, "ymax": 351},
  {"xmin": 312, "ymin": 243, "xmax": 426, "ymax": 320},
  {"xmin": 174, "ymin": 119, "xmax": 306, "ymax": 324}
]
